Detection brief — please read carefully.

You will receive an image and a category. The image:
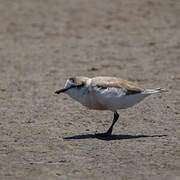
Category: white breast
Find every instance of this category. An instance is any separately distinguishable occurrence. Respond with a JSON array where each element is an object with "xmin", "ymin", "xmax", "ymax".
[{"xmin": 66, "ymin": 86, "xmax": 88, "ymax": 105}]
